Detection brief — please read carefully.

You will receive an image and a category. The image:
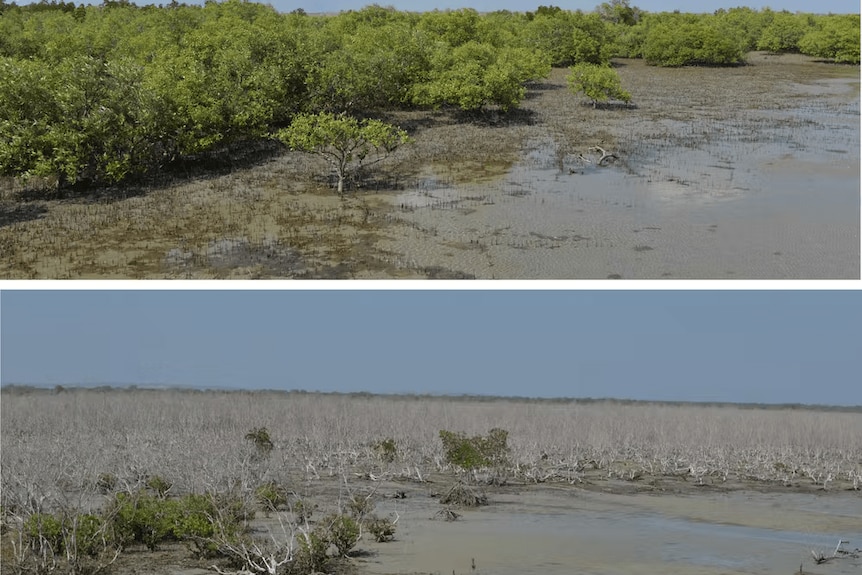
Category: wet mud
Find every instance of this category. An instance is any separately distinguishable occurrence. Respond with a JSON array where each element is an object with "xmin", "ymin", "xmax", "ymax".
[
  {"xmin": 378, "ymin": 55, "xmax": 860, "ymax": 279},
  {"xmin": 355, "ymin": 483, "xmax": 862, "ymax": 575}
]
